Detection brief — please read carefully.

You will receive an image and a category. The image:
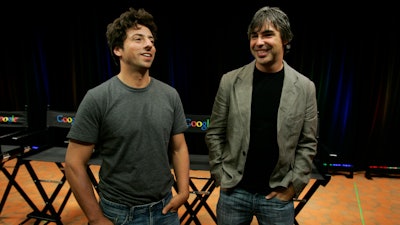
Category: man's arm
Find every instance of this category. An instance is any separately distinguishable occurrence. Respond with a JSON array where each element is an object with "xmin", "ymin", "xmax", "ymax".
[
  {"xmin": 64, "ymin": 140, "xmax": 112, "ymax": 225},
  {"xmin": 163, "ymin": 133, "xmax": 190, "ymax": 213}
]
